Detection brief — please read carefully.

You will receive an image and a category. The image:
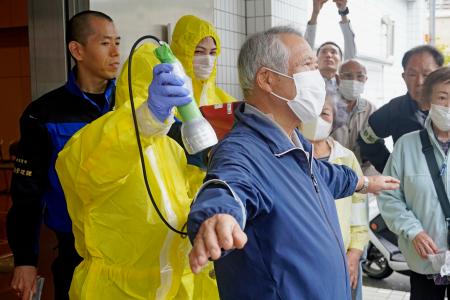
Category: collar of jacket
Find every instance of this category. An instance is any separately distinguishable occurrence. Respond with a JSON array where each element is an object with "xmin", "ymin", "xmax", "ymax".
[
  {"xmin": 235, "ymin": 102, "xmax": 313, "ymax": 158},
  {"xmin": 425, "ymin": 116, "xmax": 449, "ymax": 159},
  {"xmin": 405, "ymin": 92, "xmax": 427, "ymax": 112},
  {"xmin": 65, "ymin": 68, "xmax": 116, "ymax": 114},
  {"xmin": 326, "ymin": 136, "xmax": 349, "ymax": 161},
  {"xmin": 354, "ymin": 97, "xmax": 368, "ymax": 113}
]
